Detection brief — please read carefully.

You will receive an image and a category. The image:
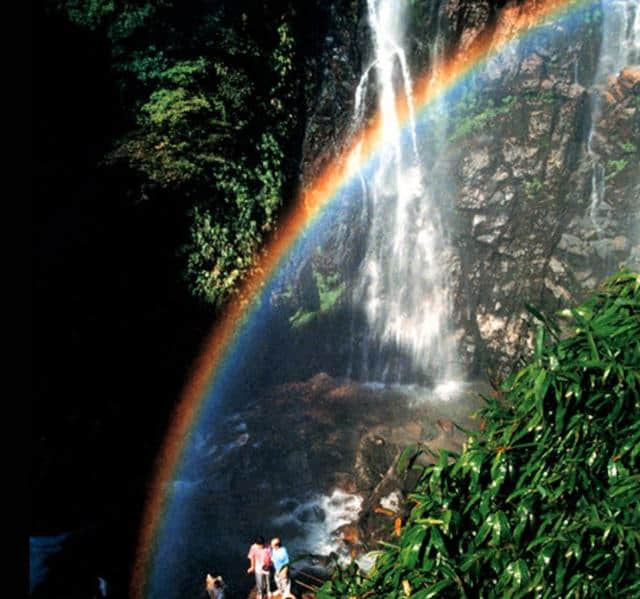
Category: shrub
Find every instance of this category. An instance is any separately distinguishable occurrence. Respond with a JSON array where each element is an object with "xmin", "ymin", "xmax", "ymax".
[{"xmin": 318, "ymin": 269, "xmax": 640, "ymax": 598}]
